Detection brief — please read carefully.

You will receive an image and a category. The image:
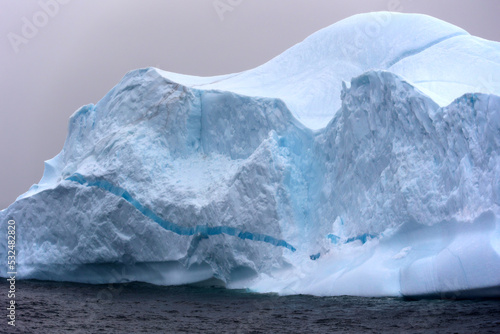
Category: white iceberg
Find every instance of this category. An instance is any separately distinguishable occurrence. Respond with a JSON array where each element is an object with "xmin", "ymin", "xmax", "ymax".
[{"xmin": 1, "ymin": 12, "xmax": 499, "ymax": 297}]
